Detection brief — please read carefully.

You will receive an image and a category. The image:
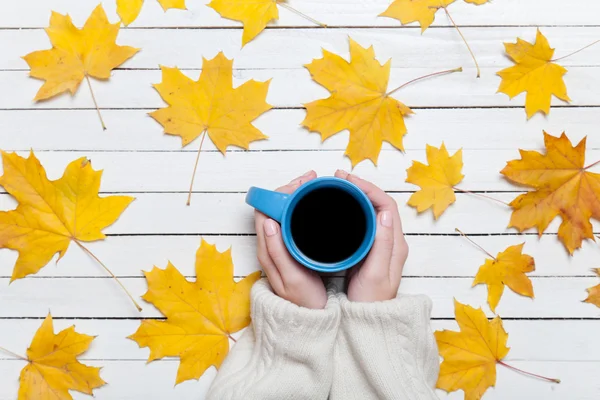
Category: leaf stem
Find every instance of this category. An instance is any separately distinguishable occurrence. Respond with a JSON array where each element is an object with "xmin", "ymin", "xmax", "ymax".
[
  {"xmin": 277, "ymin": 2, "xmax": 327, "ymax": 27},
  {"xmin": 452, "ymin": 186, "xmax": 510, "ymax": 206},
  {"xmin": 228, "ymin": 334, "xmax": 237, "ymax": 343},
  {"xmin": 187, "ymin": 130, "xmax": 207, "ymax": 206},
  {"xmin": 0, "ymin": 346, "xmax": 27, "ymax": 361},
  {"xmin": 442, "ymin": 5, "xmax": 481, "ymax": 78},
  {"xmin": 497, "ymin": 360, "xmax": 561, "ymax": 384},
  {"xmin": 75, "ymin": 241, "xmax": 142, "ymax": 312},
  {"xmin": 85, "ymin": 75, "xmax": 107, "ymax": 131},
  {"xmin": 584, "ymin": 159, "xmax": 600, "ymax": 170},
  {"xmin": 551, "ymin": 39, "xmax": 600, "ymax": 62},
  {"xmin": 386, "ymin": 67, "xmax": 462, "ymax": 97},
  {"xmin": 455, "ymin": 228, "xmax": 497, "ymax": 260}
]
